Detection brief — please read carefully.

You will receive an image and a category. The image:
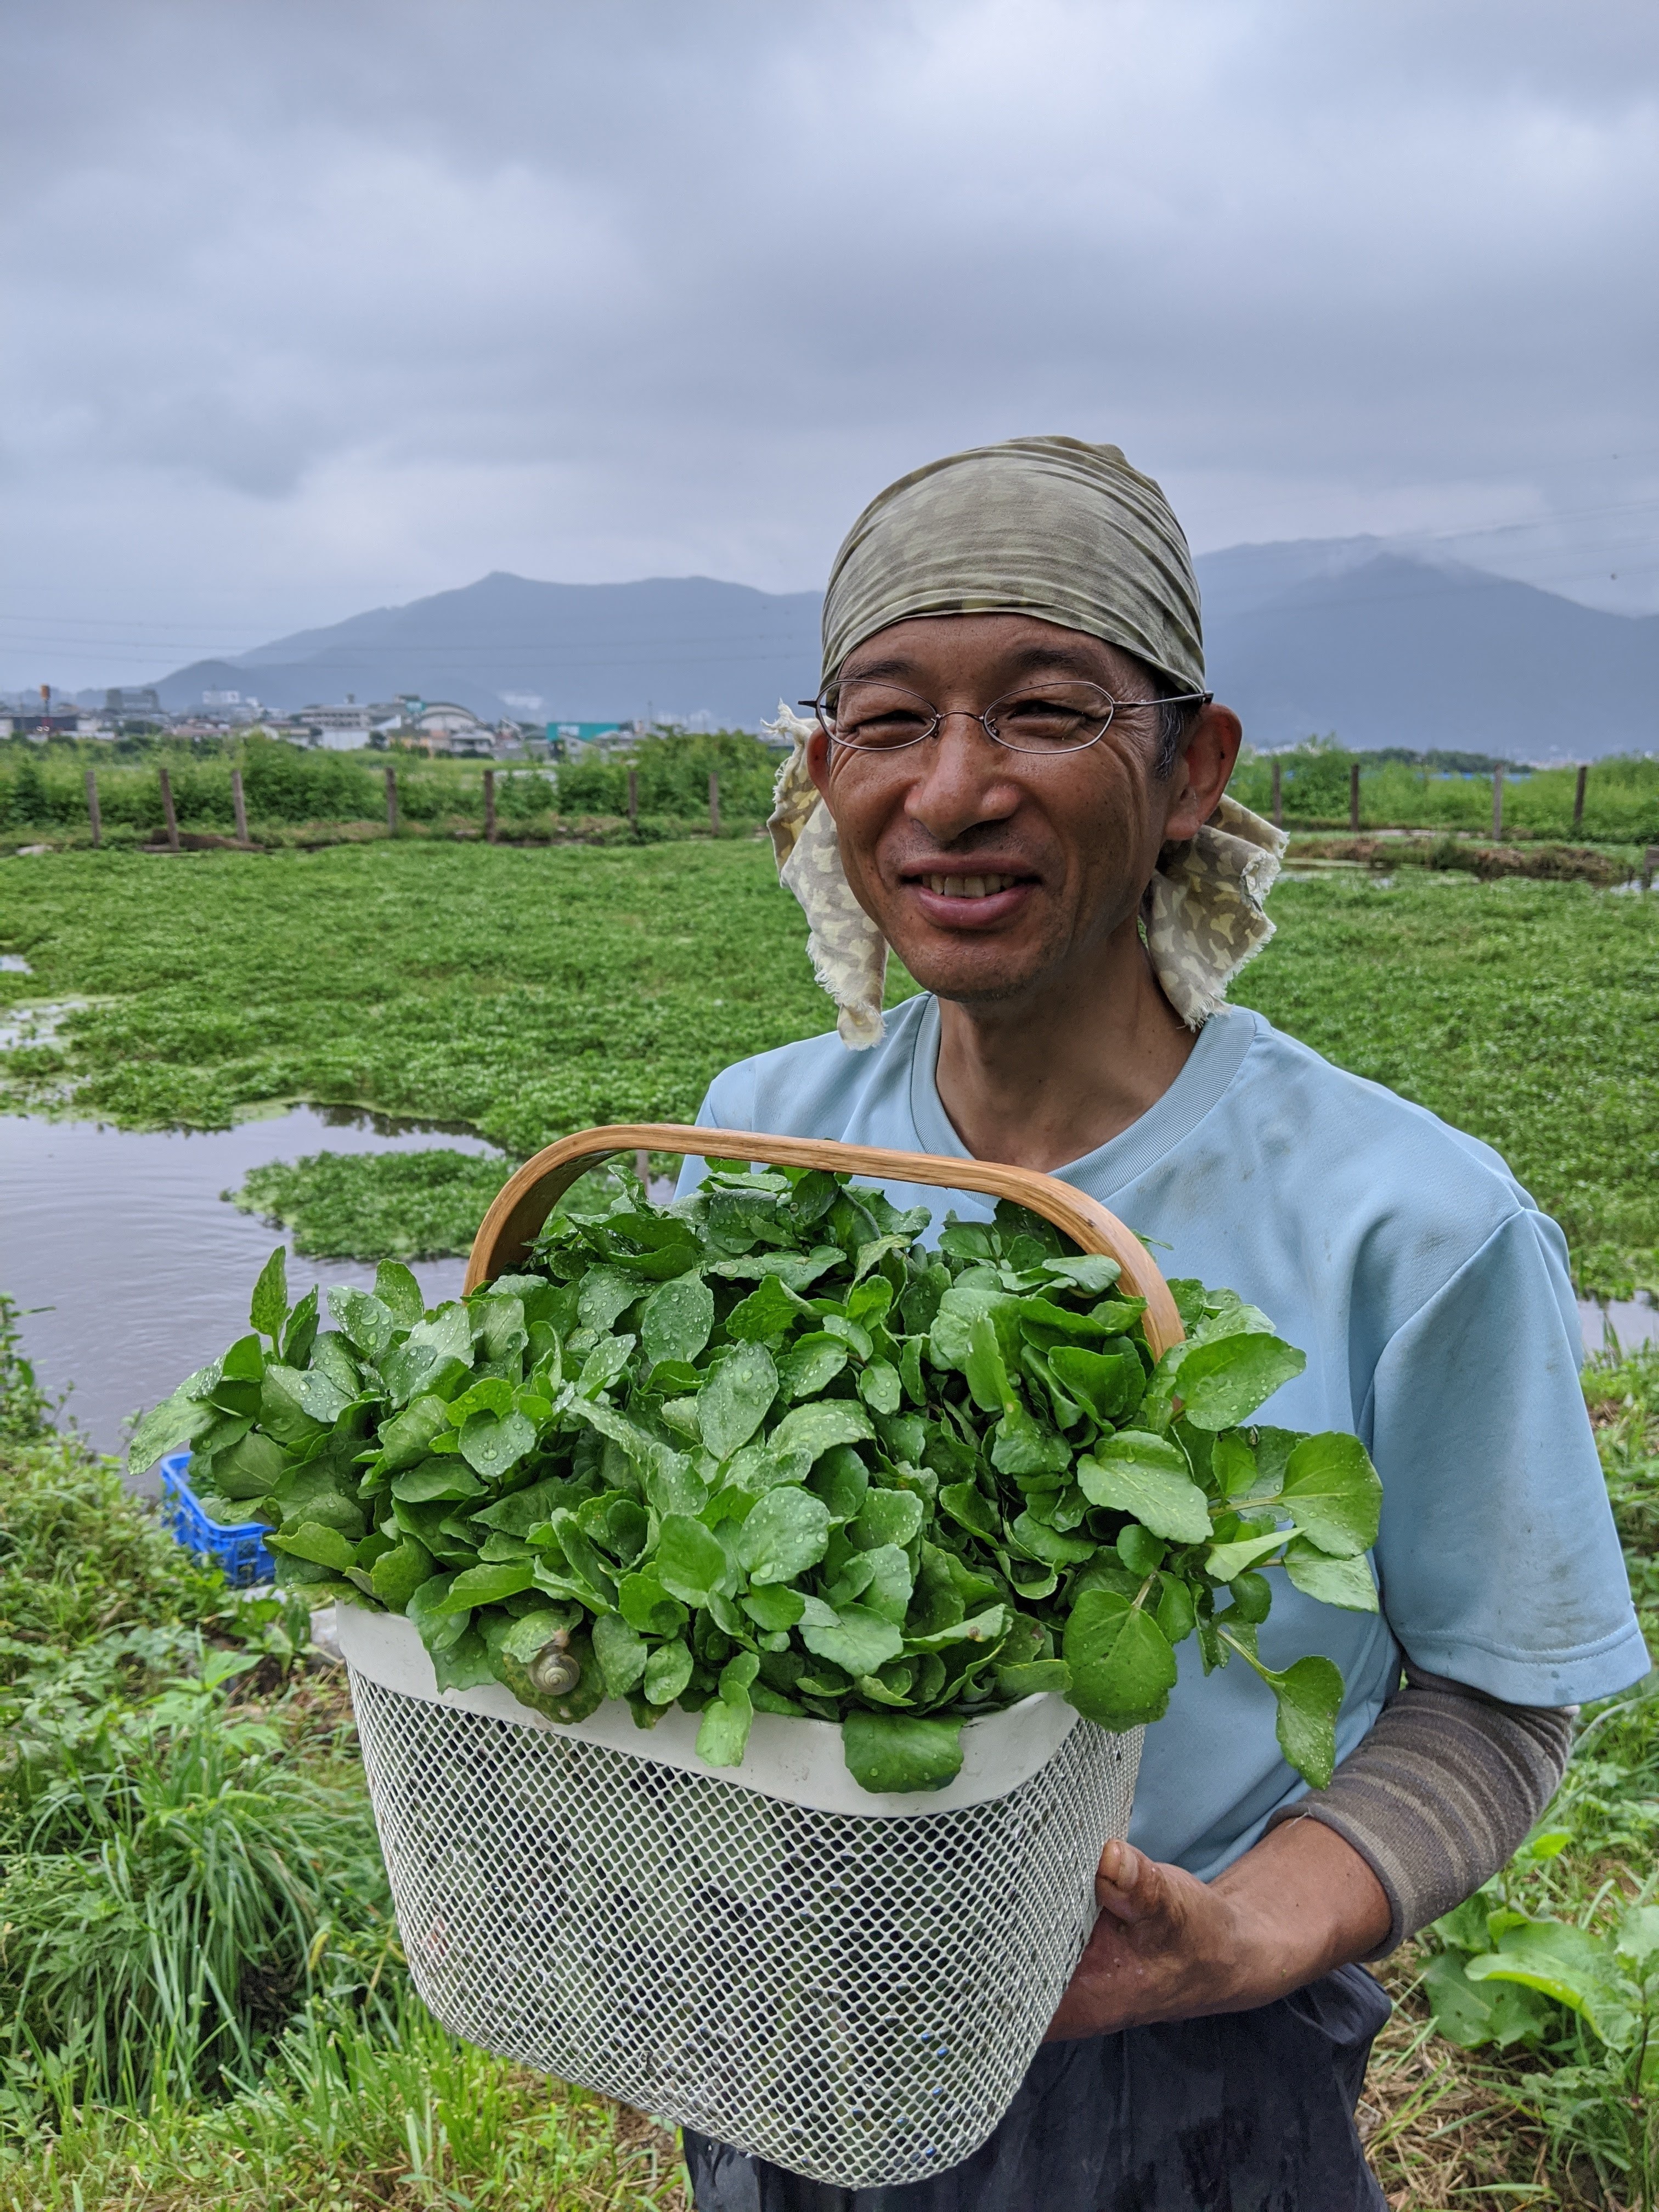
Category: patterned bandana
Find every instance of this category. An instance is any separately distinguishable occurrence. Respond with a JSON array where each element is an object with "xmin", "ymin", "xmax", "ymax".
[{"xmin": 770, "ymin": 436, "xmax": 1285, "ymax": 1048}]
